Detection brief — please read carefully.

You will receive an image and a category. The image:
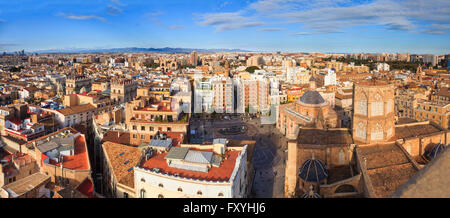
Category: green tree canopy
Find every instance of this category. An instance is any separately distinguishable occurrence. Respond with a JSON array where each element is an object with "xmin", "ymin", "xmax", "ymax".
[{"xmin": 245, "ymin": 66, "xmax": 260, "ymax": 73}]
